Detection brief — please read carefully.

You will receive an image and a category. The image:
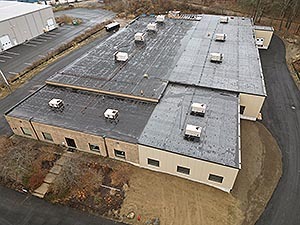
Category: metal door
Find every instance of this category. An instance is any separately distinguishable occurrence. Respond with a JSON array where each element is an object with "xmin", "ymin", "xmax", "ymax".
[{"xmin": 0, "ymin": 35, "xmax": 13, "ymax": 51}]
